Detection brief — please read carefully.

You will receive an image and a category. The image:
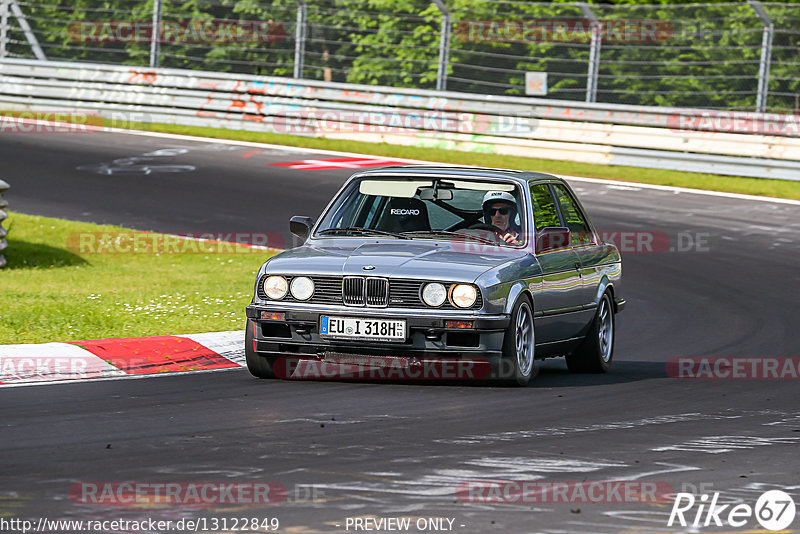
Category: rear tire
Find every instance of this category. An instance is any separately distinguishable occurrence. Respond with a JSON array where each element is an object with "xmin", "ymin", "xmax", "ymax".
[
  {"xmin": 245, "ymin": 320, "xmax": 276, "ymax": 379},
  {"xmin": 498, "ymin": 296, "xmax": 539, "ymax": 386},
  {"xmin": 566, "ymin": 292, "xmax": 614, "ymax": 373}
]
